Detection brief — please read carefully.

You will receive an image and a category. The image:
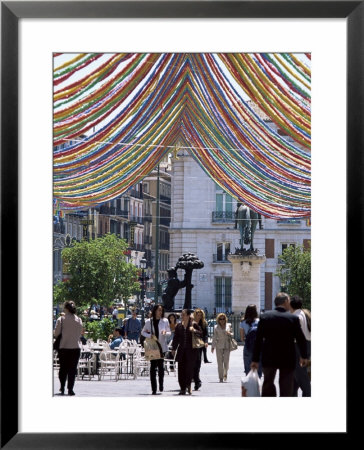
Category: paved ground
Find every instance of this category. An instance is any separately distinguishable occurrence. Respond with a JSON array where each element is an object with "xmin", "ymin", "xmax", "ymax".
[{"xmin": 54, "ymin": 345, "xmax": 302, "ymax": 397}]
